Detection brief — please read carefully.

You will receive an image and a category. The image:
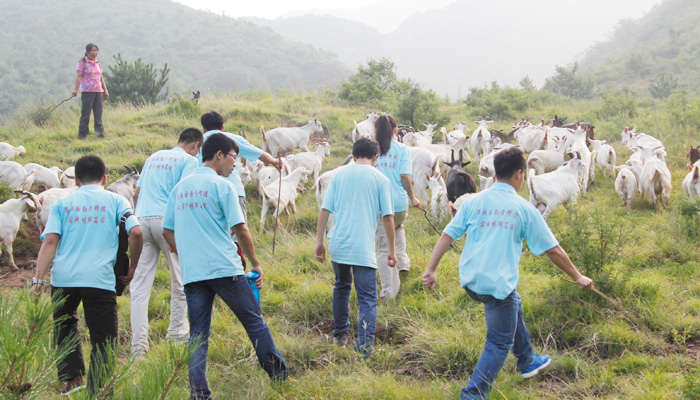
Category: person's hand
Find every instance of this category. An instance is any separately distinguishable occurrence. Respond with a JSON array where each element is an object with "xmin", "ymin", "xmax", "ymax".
[
  {"xmin": 30, "ymin": 282, "xmax": 43, "ymax": 295},
  {"xmin": 250, "ymin": 265, "xmax": 264, "ymax": 289},
  {"xmin": 103, "ymin": 91, "xmax": 109, "ymax": 101},
  {"xmin": 576, "ymin": 275, "xmax": 594, "ymax": 290},
  {"xmin": 387, "ymin": 251, "xmax": 397, "ymax": 268},
  {"xmin": 421, "ymin": 270, "xmax": 437, "ymax": 290},
  {"xmin": 410, "ymin": 196, "xmax": 421, "ymax": 208},
  {"xmin": 275, "ymin": 158, "xmax": 283, "ymax": 171},
  {"xmin": 71, "ymin": 90, "xmax": 78, "ymax": 97},
  {"xmin": 118, "ymin": 266, "xmax": 136, "ymax": 286},
  {"xmin": 314, "ymin": 242, "xmax": 326, "ymax": 262}
]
